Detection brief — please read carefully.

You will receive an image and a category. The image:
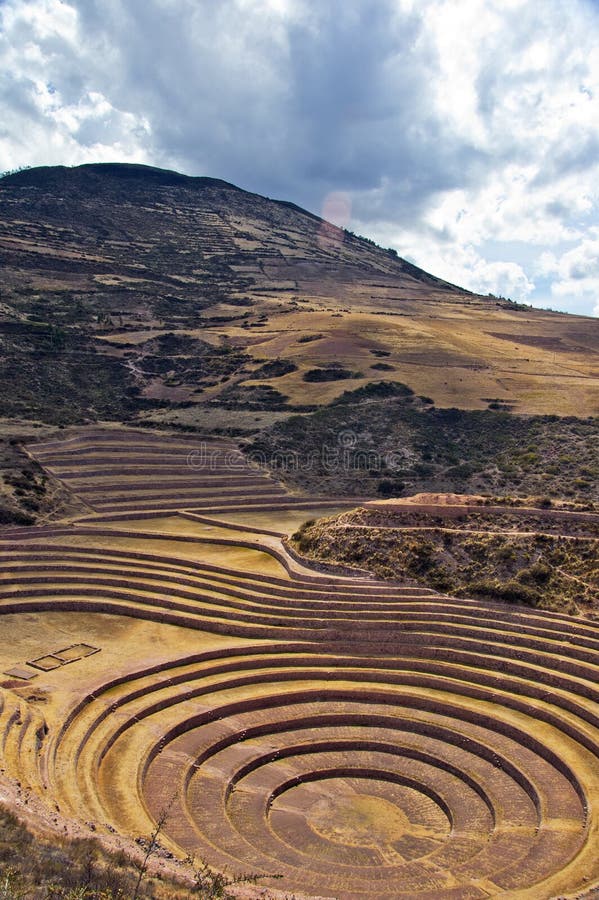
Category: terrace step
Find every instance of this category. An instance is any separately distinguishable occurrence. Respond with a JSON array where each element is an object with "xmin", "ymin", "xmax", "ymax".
[{"xmin": 2, "ymin": 427, "xmax": 597, "ymax": 899}]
